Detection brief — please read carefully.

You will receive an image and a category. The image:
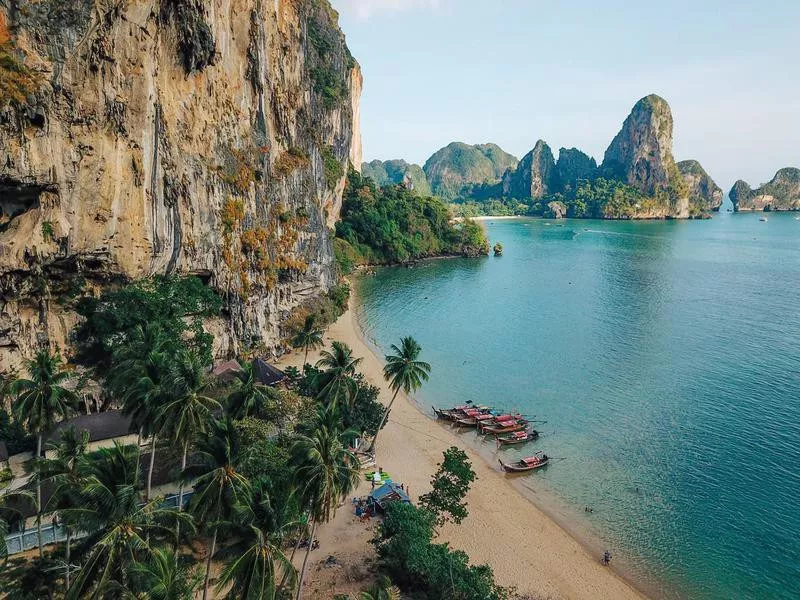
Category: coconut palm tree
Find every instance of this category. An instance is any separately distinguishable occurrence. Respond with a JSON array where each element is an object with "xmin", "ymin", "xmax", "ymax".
[
  {"xmin": 0, "ymin": 488, "xmax": 35, "ymax": 565},
  {"xmin": 291, "ymin": 408, "xmax": 360, "ymax": 599},
  {"xmin": 63, "ymin": 442, "xmax": 191, "ymax": 600},
  {"xmin": 160, "ymin": 349, "xmax": 221, "ymax": 529},
  {"xmin": 130, "ymin": 547, "xmax": 201, "ymax": 600},
  {"xmin": 227, "ymin": 362, "xmax": 279, "ymax": 420},
  {"xmin": 216, "ymin": 524, "xmax": 296, "ymax": 600},
  {"xmin": 11, "ymin": 348, "xmax": 80, "ymax": 557},
  {"xmin": 110, "ymin": 324, "xmax": 173, "ymax": 500},
  {"xmin": 183, "ymin": 419, "xmax": 253, "ymax": 600},
  {"xmin": 33, "ymin": 426, "xmax": 89, "ymax": 588},
  {"xmin": 359, "ymin": 576, "xmax": 402, "ymax": 600},
  {"xmin": 368, "ymin": 337, "xmax": 430, "ymax": 452},
  {"xmin": 314, "ymin": 341, "xmax": 362, "ymax": 410},
  {"xmin": 290, "ymin": 315, "xmax": 324, "ymax": 367}
]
